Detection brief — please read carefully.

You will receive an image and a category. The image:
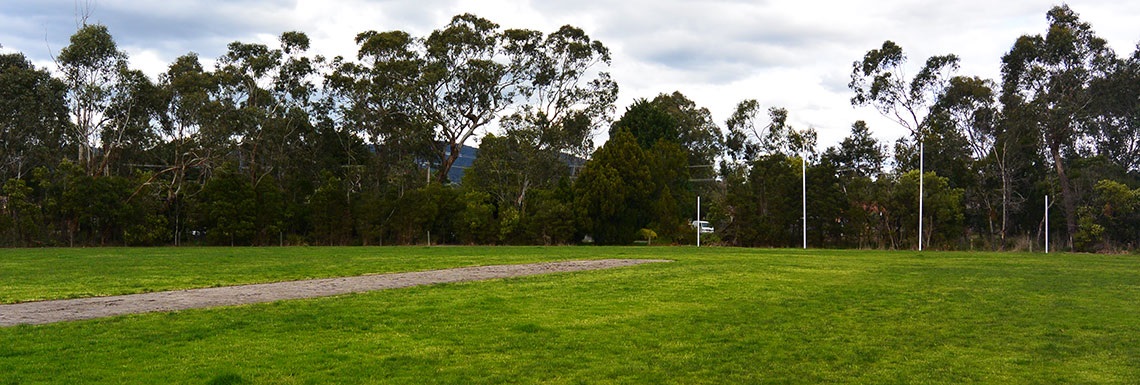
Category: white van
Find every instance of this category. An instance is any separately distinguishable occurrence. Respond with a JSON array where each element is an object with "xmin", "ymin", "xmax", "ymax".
[{"xmin": 691, "ymin": 220, "xmax": 714, "ymax": 234}]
